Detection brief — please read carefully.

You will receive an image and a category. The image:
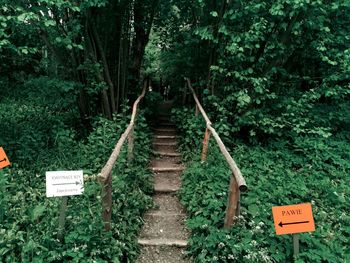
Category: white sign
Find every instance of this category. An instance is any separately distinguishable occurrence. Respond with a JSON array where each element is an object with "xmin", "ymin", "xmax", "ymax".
[{"xmin": 46, "ymin": 170, "xmax": 84, "ymax": 197}]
